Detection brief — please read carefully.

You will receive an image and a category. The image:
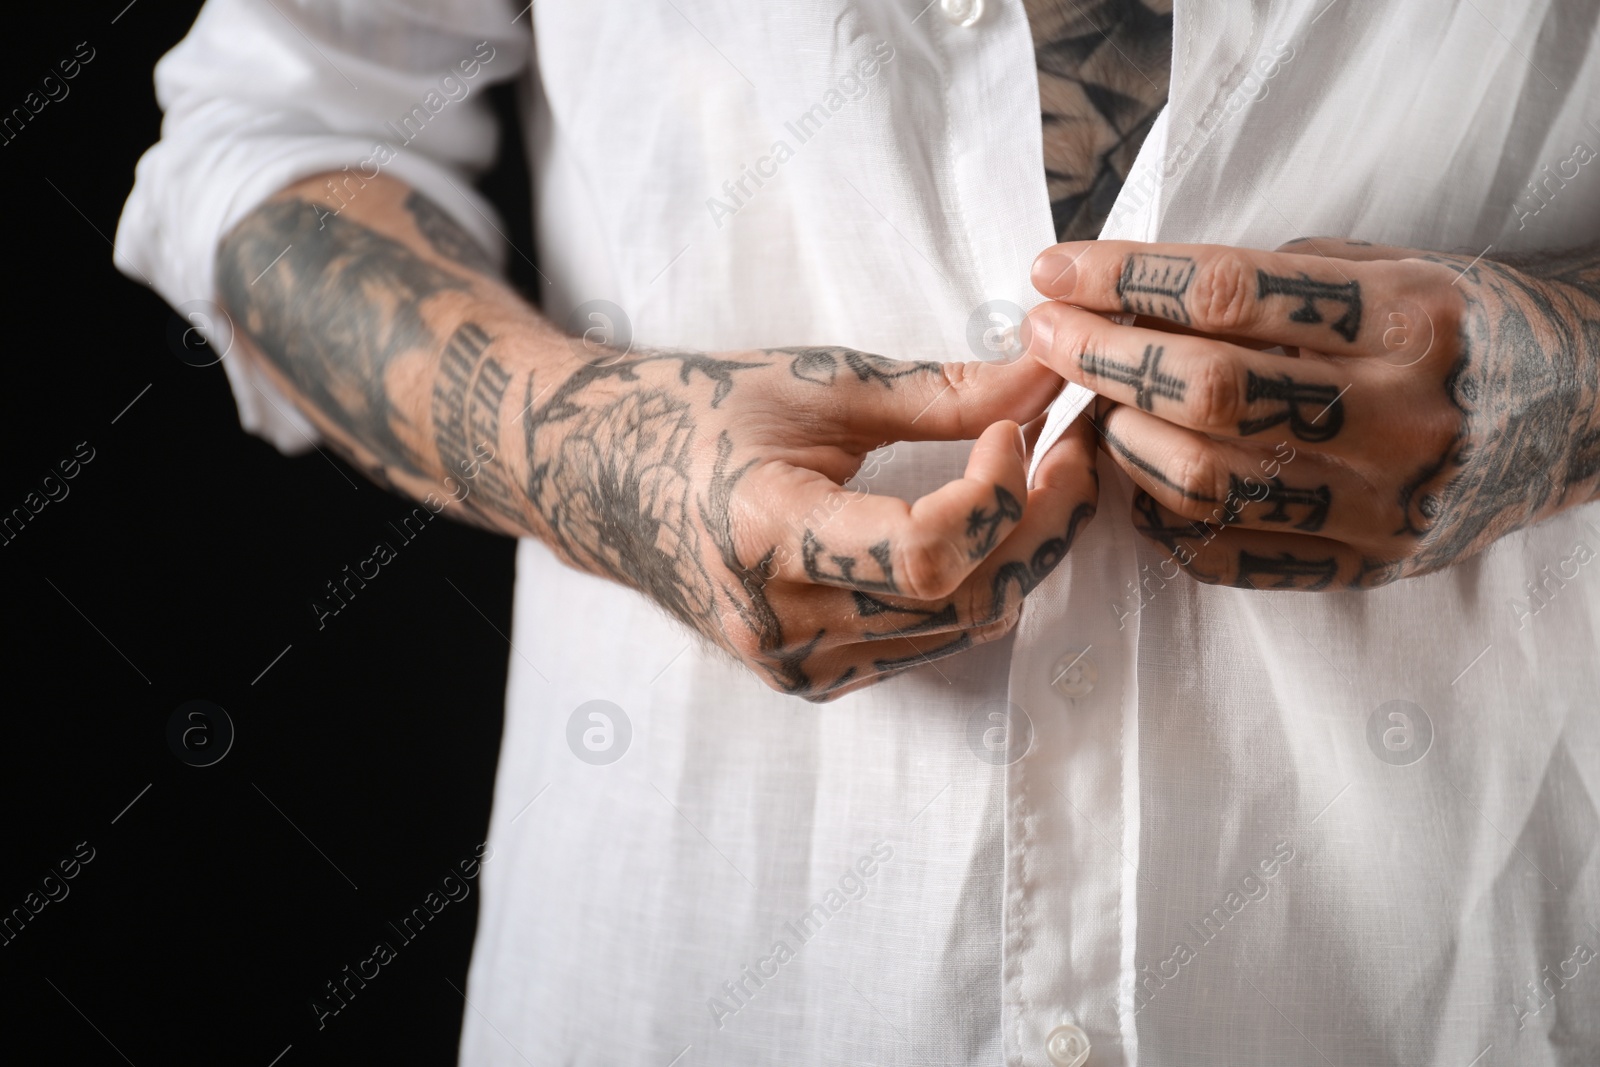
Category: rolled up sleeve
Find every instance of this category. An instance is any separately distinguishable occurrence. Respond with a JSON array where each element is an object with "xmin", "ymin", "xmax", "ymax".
[{"xmin": 113, "ymin": 0, "xmax": 530, "ymax": 452}]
